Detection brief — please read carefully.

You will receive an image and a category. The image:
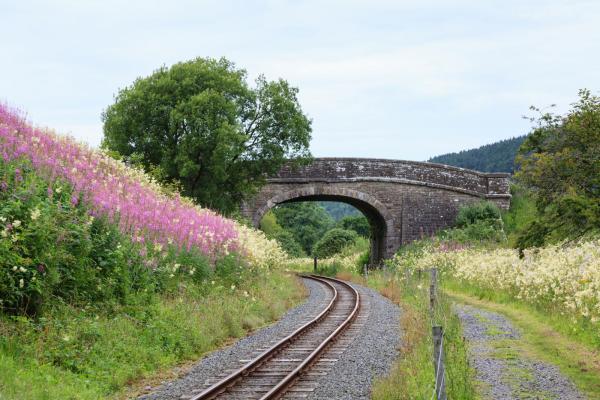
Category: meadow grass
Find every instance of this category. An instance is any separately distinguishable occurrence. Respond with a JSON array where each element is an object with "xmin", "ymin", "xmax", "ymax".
[{"xmin": 0, "ymin": 270, "xmax": 306, "ymax": 399}]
